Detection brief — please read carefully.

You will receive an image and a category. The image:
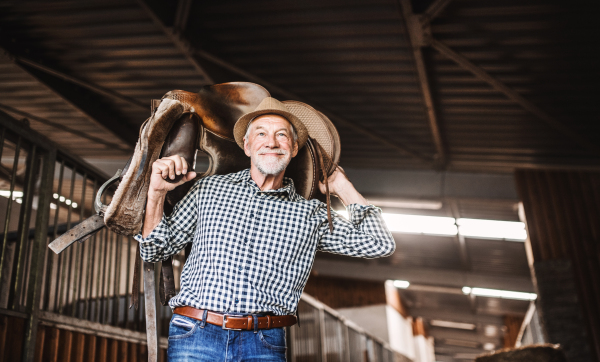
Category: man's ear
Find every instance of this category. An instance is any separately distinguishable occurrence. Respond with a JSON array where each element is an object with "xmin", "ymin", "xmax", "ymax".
[
  {"xmin": 291, "ymin": 140, "xmax": 299, "ymax": 158},
  {"xmin": 243, "ymin": 138, "xmax": 251, "ymax": 157}
]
